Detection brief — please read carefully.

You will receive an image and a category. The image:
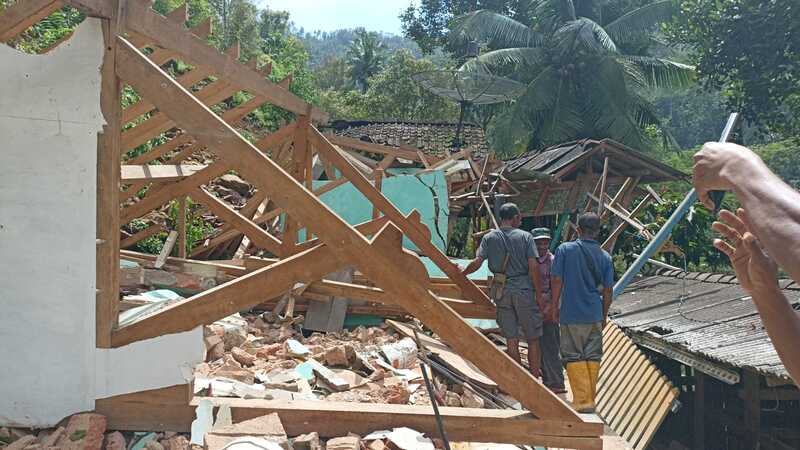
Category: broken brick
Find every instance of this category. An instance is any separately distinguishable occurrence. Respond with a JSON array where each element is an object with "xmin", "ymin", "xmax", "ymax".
[{"xmin": 231, "ymin": 347, "xmax": 256, "ymax": 366}]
